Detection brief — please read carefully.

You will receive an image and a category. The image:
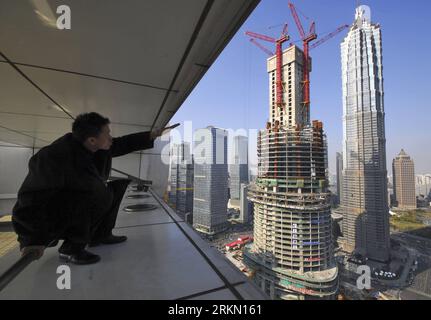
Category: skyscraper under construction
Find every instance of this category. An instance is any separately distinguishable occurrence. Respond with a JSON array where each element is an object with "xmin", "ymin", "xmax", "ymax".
[{"xmin": 243, "ymin": 44, "xmax": 338, "ymax": 300}]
